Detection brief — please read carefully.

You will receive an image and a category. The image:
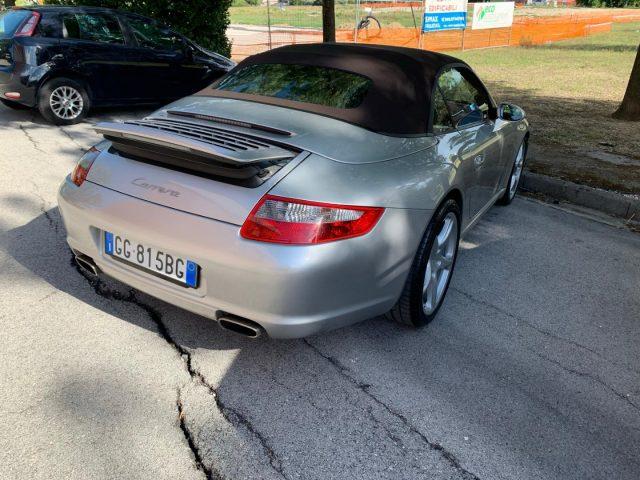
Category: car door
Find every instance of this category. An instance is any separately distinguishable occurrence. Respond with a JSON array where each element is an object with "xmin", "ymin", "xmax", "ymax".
[
  {"xmin": 59, "ymin": 11, "xmax": 139, "ymax": 103},
  {"xmin": 437, "ymin": 67, "xmax": 503, "ymax": 219},
  {"xmin": 120, "ymin": 14, "xmax": 188, "ymax": 101}
]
